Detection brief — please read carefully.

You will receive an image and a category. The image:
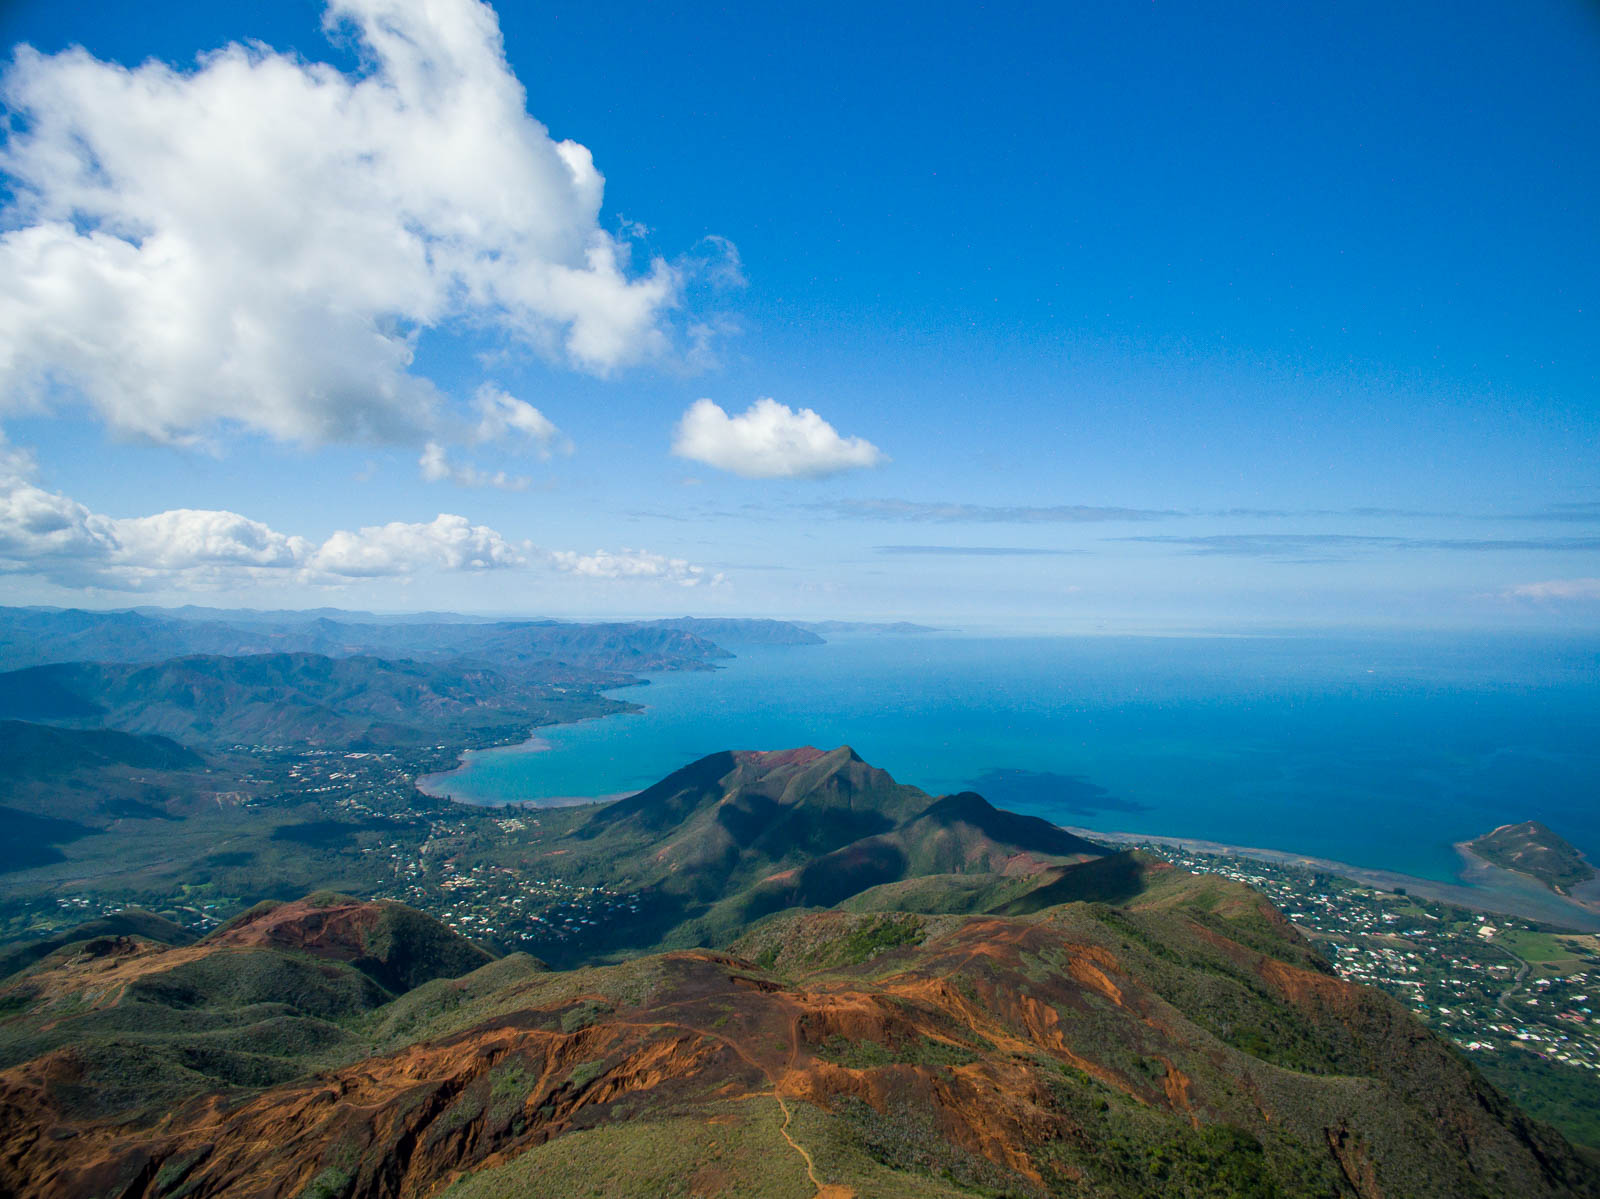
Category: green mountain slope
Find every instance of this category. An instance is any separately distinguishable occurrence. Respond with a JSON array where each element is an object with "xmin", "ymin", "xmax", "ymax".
[
  {"xmin": 0, "ymin": 720, "xmax": 202, "ymax": 775},
  {"xmin": 3, "ymin": 860, "xmax": 1596, "ymax": 1198},
  {"xmin": 556, "ymin": 747, "xmax": 1106, "ymax": 952},
  {"xmin": 0, "ymin": 652, "xmax": 628, "ymax": 748}
]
